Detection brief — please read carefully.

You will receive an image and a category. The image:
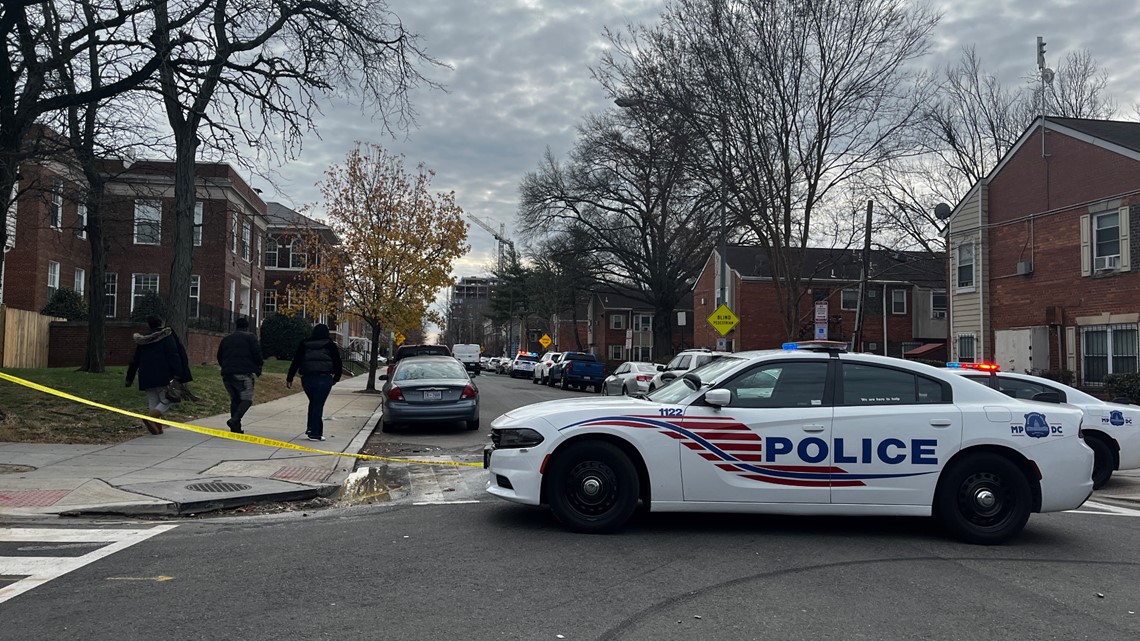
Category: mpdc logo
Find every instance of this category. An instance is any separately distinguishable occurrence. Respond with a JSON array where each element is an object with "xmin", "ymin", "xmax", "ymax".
[{"xmin": 1024, "ymin": 412, "xmax": 1050, "ymax": 439}]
